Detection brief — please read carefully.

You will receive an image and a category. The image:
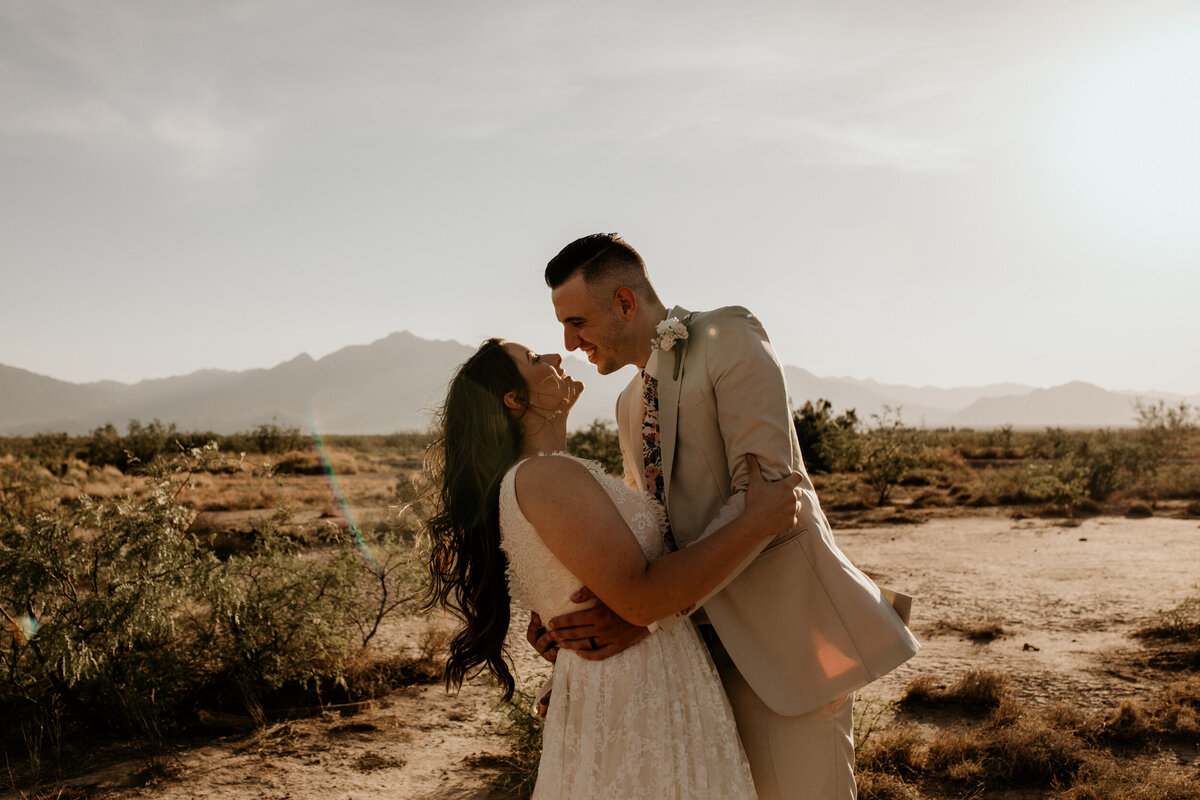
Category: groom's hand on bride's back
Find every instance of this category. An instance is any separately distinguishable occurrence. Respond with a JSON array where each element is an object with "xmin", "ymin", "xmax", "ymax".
[
  {"xmin": 547, "ymin": 587, "xmax": 649, "ymax": 662},
  {"xmin": 527, "ymin": 612, "xmax": 559, "ymax": 663}
]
